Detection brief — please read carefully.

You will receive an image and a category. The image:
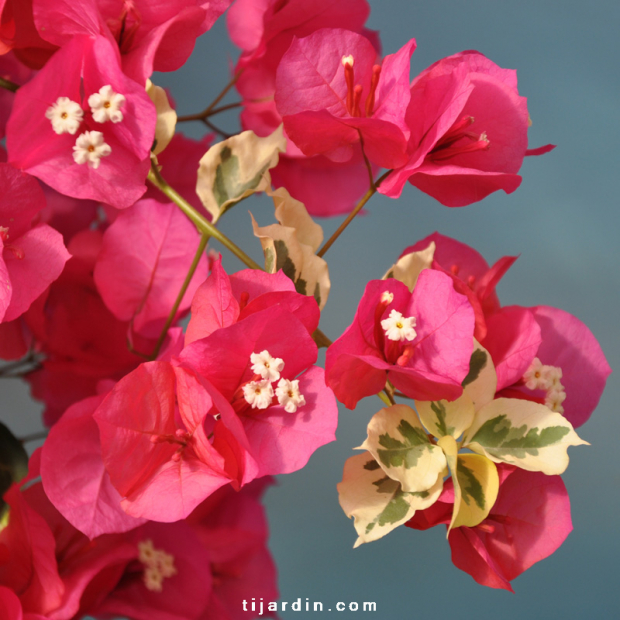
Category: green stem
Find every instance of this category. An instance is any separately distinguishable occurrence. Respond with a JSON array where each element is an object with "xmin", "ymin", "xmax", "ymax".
[
  {"xmin": 150, "ymin": 233, "xmax": 210, "ymax": 360},
  {"xmin": 147, "ymin": 165, "xmax": 263, "ymax": 271},
  {"xmin": 377, "ymin": 390, "xmax": 392, "ymax": 407},
  {"xmin": 0, "ymin": 77, "xmax": 18, "ymax": 93},
  {"xmin": 317, "ymin": 170, "xmax": 391, "ymax": 258}
]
